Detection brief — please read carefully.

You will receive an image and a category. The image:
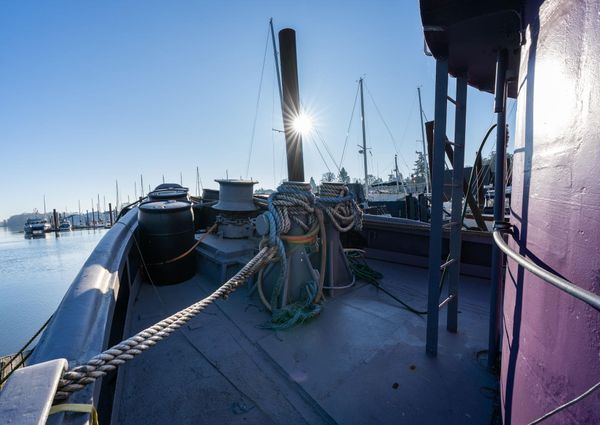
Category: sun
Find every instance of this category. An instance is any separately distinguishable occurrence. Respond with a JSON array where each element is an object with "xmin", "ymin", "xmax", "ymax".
[{"xmin": 292, "ymin": 113, "xmax": 313, "ymax": 136}]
